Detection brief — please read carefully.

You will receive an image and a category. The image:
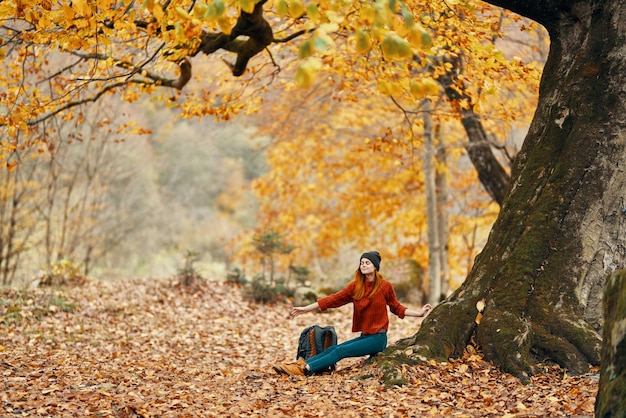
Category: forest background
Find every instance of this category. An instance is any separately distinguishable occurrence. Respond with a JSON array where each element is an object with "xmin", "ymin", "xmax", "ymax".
[
  {"xmin": 0, "ymin": 0, "xmax": 548, "ymax": 295},
  {"xmin": 4, "ymin": 0, "xmax": 625, "ymax": 415}
]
